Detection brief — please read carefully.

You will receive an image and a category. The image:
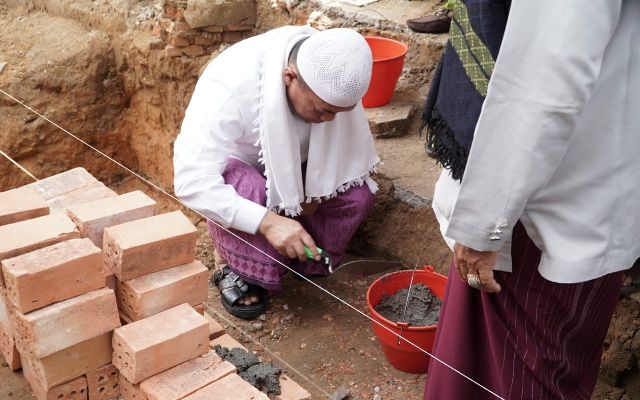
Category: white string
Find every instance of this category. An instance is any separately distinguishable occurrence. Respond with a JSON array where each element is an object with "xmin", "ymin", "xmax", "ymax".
[
  {"xmin": 0, "ymin": 87, "xmax": 505, "ymax": 400},
  {"xmin": 0, "ymin": 149, "xmax": 39, "ymax": 181}
]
